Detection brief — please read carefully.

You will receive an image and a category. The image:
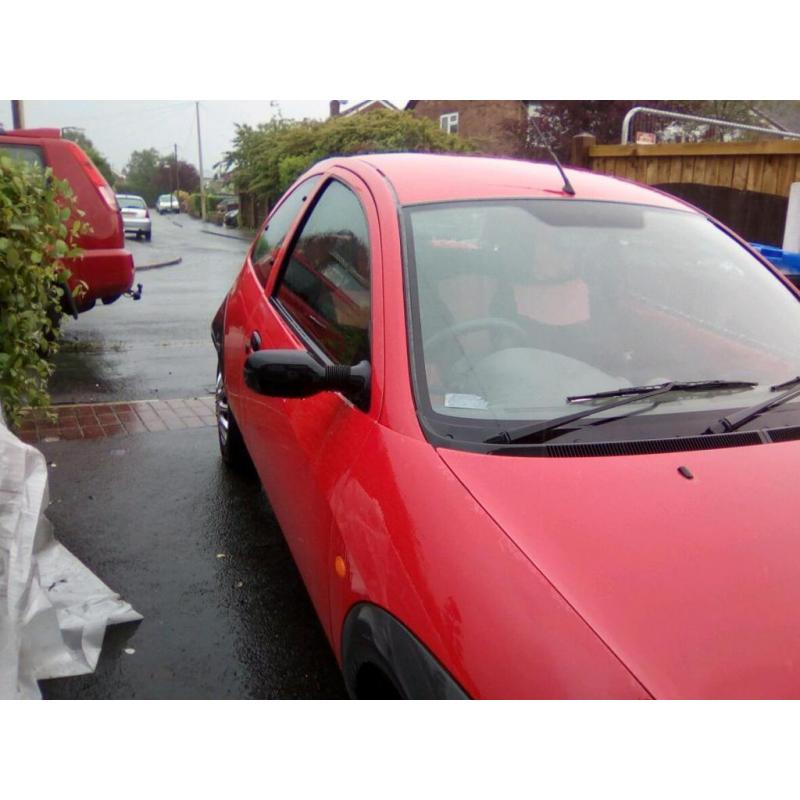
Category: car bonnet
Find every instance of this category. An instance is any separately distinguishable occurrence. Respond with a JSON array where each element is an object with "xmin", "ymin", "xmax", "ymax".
[{"xmin": 438, "ymin": 440, "xmax": 800, "ymax": 698}]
